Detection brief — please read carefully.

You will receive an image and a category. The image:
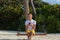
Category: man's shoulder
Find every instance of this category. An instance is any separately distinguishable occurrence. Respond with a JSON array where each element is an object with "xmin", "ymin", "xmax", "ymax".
[{"xmin": 32, "ymin": 20, "xmax": 36, "ymax": 22}]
